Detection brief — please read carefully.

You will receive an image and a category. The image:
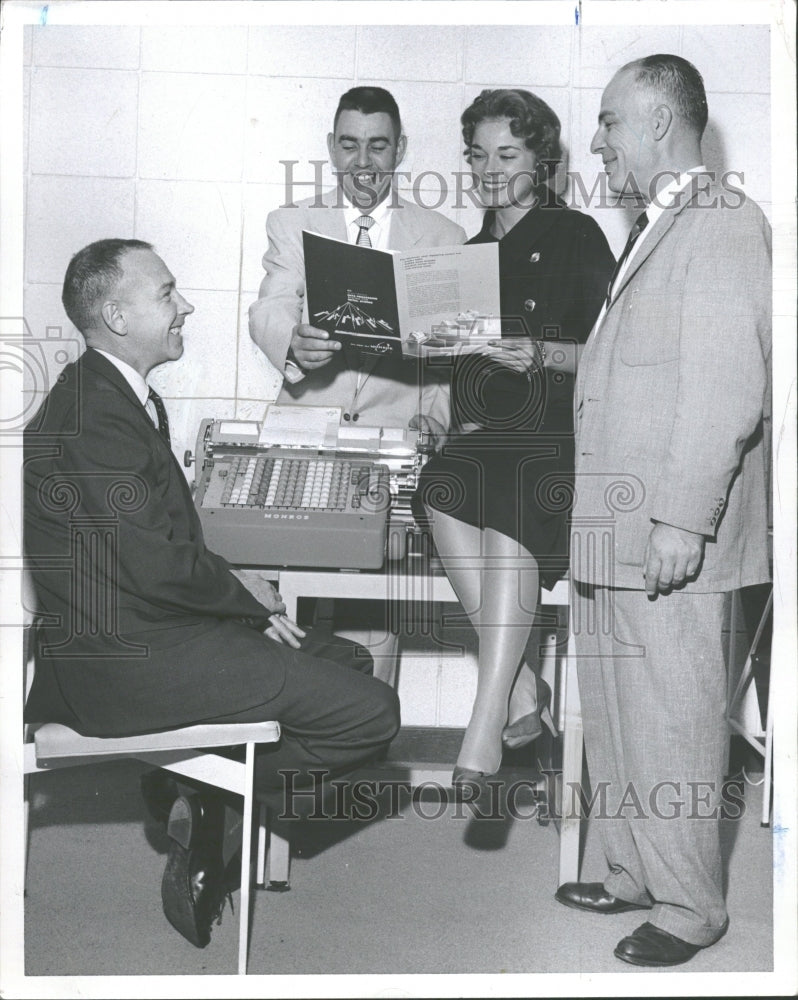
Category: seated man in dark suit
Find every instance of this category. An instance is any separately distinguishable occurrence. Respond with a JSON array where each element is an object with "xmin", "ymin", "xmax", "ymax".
[{"xmin": 24, "ymin": 238, "xmax": 401, "ymax": 948}]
